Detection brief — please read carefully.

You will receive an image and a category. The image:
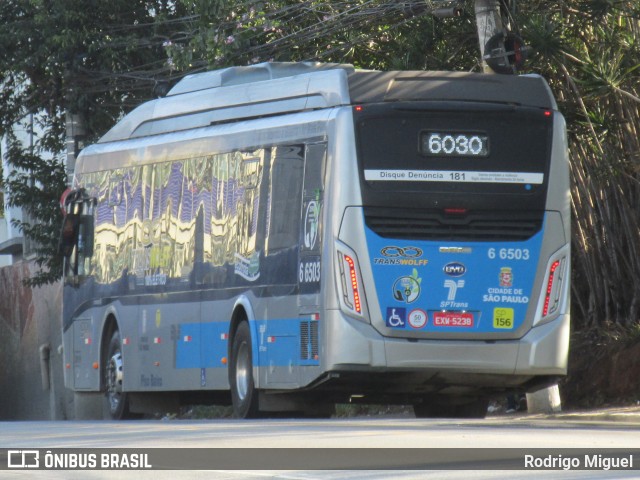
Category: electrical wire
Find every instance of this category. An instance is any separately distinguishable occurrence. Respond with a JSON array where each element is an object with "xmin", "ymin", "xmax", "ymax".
[{"xmin": 52, "ymin": 1, "xmax": 464, "ymax": 95}]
